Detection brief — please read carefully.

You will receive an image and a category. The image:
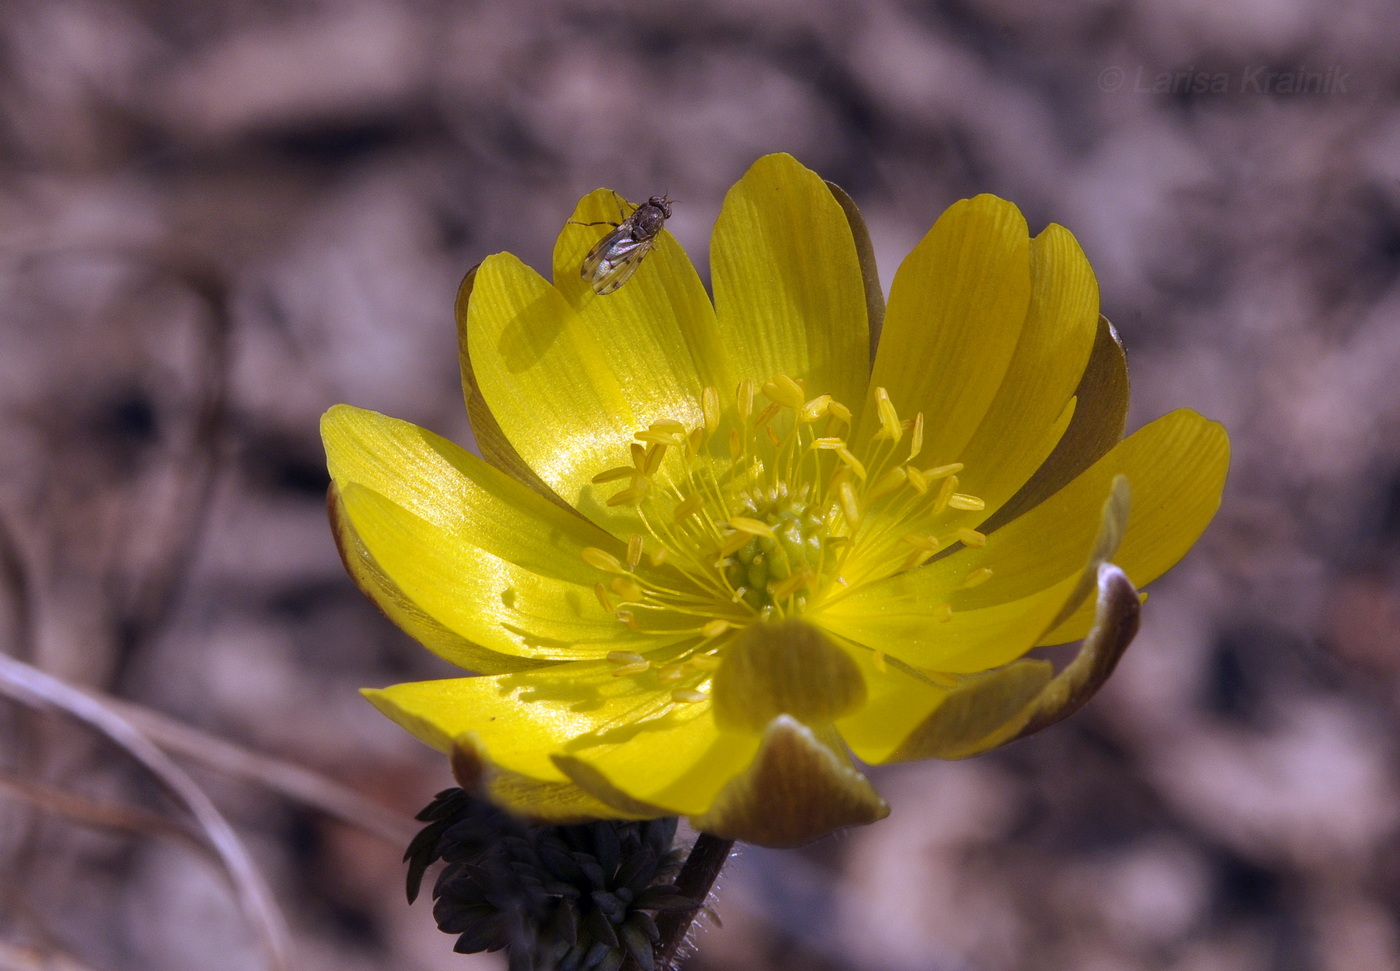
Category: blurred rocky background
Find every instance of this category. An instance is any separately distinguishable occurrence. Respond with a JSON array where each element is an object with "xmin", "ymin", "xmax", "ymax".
[{"xmin": 2, "ymin": 0, "xmax": 1399, "ymax": 969}]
